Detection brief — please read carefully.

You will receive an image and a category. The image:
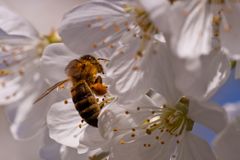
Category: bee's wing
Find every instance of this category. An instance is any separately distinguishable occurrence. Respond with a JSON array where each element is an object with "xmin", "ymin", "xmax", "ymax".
[
  {"xmin": 64, "ymin": 59, "xmax": 80, "ymax": 74},
  {"xmin": 34, "ymin": 79, "xmax": 69, "ymax": 104}
]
